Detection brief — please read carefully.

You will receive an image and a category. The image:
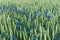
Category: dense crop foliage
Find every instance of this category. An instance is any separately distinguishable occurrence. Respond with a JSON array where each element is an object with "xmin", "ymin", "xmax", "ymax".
[{"xmin": 0, "ymin": 0, "xmax": 60, "ymax": 40}]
